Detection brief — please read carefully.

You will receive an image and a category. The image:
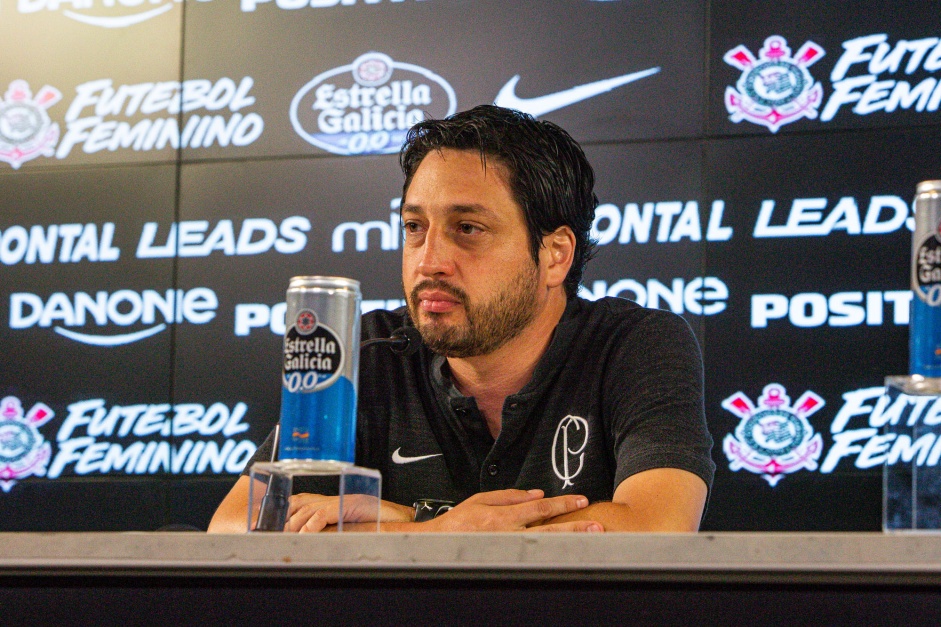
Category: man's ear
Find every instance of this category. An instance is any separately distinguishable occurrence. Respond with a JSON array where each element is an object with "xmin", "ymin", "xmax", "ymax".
[{"xmin": 541, "ymin": 226, "xmax": 576, "ymax": 289}]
